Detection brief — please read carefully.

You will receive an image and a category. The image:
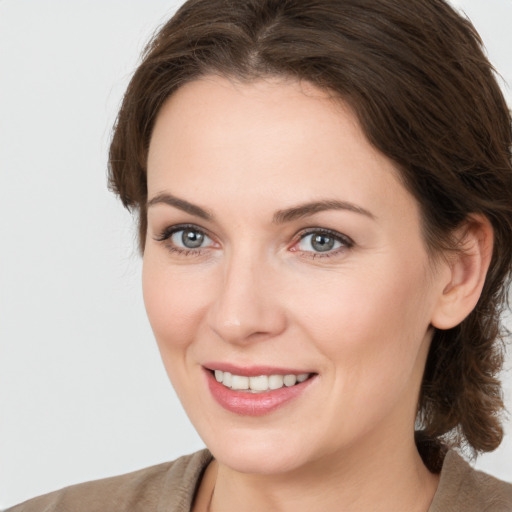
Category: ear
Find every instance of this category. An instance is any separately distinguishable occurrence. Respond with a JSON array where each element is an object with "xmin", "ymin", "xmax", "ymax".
[{"xmin": 430, "ymin": 214, "xmax": 494, "ymax": 330}]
